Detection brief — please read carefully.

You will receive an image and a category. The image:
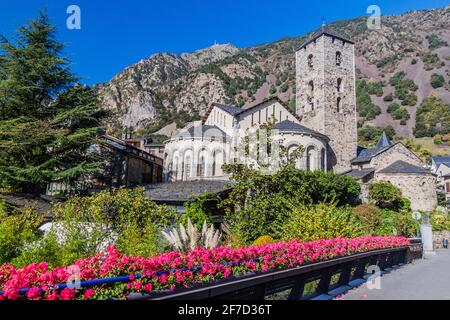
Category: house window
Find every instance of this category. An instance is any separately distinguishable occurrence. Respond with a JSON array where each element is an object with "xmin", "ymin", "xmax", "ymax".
[
  {"xmin": 446, "ymin": 182, "xmax": 450, "ymax": 193},
  {"xmin": 251, "ymin": 113, "xmax": 254, "ymax": 126},
  {"xmin": 279, "ymin": 111, "xmax": 282, "ymax": 122},
  {"xmin": 185, "ymin": 156, "xmax": 191, "ymax": 180},
  {"xmin": 307, "ymin": 54, "xmax": 314, "ymax": 68},
  {"xmin": 336, "ymin": 51, "xmax": 342, "ymax": 66}
]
